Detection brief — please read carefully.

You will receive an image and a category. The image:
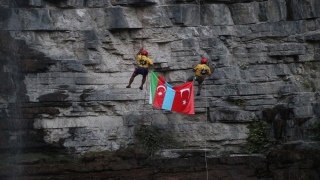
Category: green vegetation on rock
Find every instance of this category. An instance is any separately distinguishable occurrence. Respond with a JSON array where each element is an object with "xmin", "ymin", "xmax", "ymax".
[
  {"xmin": 245, "ymin": 120, "xmax": 270, "ymax": 154},
  {"xmin": 134, "ymin": 125, "xmax": 181, "ymax": 157},
  {"xmin": 306, "ymin": 120, "xmax": 320, "ymax": 141}
]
